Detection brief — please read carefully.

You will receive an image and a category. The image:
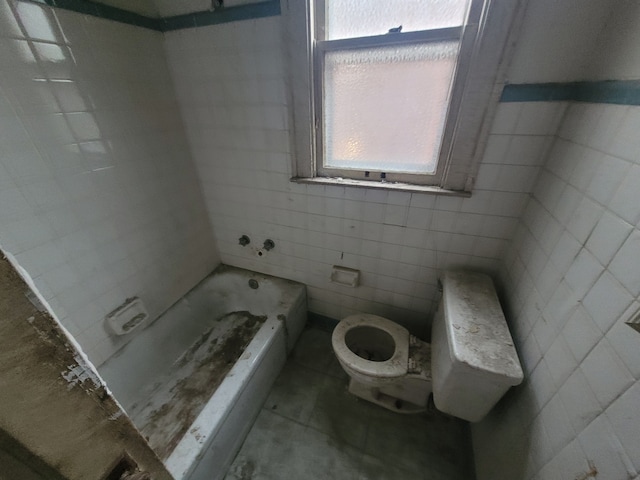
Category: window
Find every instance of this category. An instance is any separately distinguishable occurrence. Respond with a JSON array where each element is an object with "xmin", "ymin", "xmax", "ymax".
[
  {"xmin": 286, "ymin": 0, "xmax": 523, "ymax": 193},
  {"xmin": 316, "ymin": 0, "xmax": 469, "ymax": 185}
]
